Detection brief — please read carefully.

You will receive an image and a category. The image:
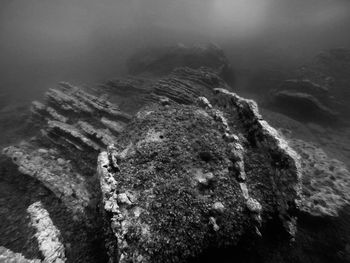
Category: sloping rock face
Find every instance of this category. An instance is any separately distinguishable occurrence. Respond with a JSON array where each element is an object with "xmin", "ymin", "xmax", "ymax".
[
  {"xmin": 1, "ymin": 83, "xmax": 132, "ymax": 262},
  {"xmin": 3, "ymin": 83, "xmax": 132, "ymax": 216},
  {"xmin": 99, "ymin": 67, "xmax": 231, "ymax": 114},
  {"xmin": 126, "ymin": 44, "xmax": 235, "ymax": 85},
  {"xmin": 97, "ymin": 88, "xmax": 301, "ymax": 262},
  {"xmin": 260, "ymin": 109, "xmax": 350, "ymax": 263},
  {"xmin": 0, "ymin": 246, "xmax": 40, "ymax": 263}
]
